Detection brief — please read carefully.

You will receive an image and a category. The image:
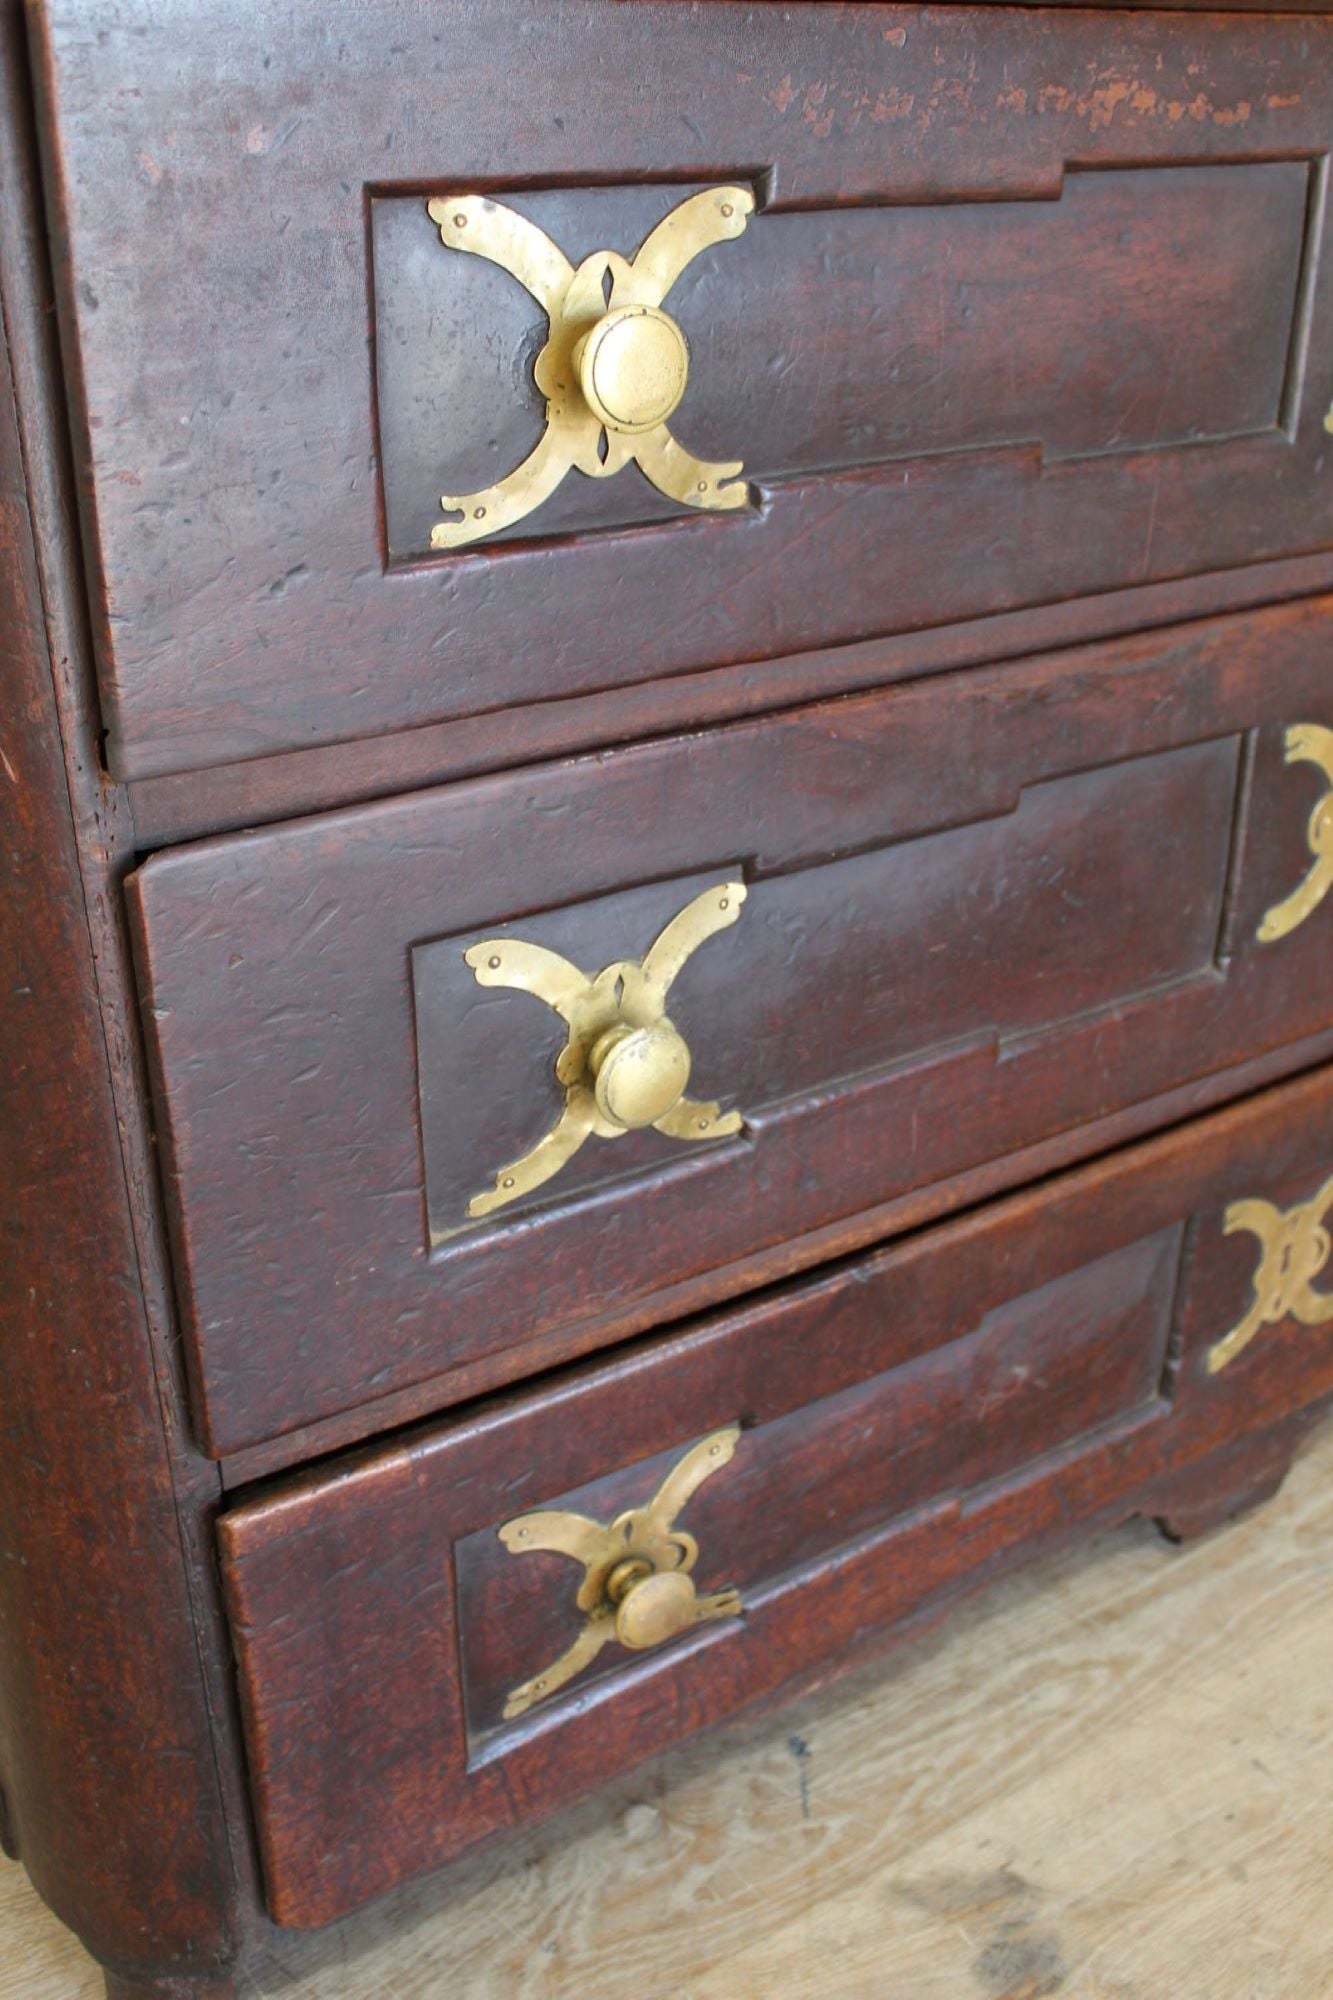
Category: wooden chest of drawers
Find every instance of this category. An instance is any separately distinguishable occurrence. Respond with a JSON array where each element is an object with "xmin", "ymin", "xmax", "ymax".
[{"xmin": 3, "ymin": 0, "xmax": 1333, "ymax": 1991}]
